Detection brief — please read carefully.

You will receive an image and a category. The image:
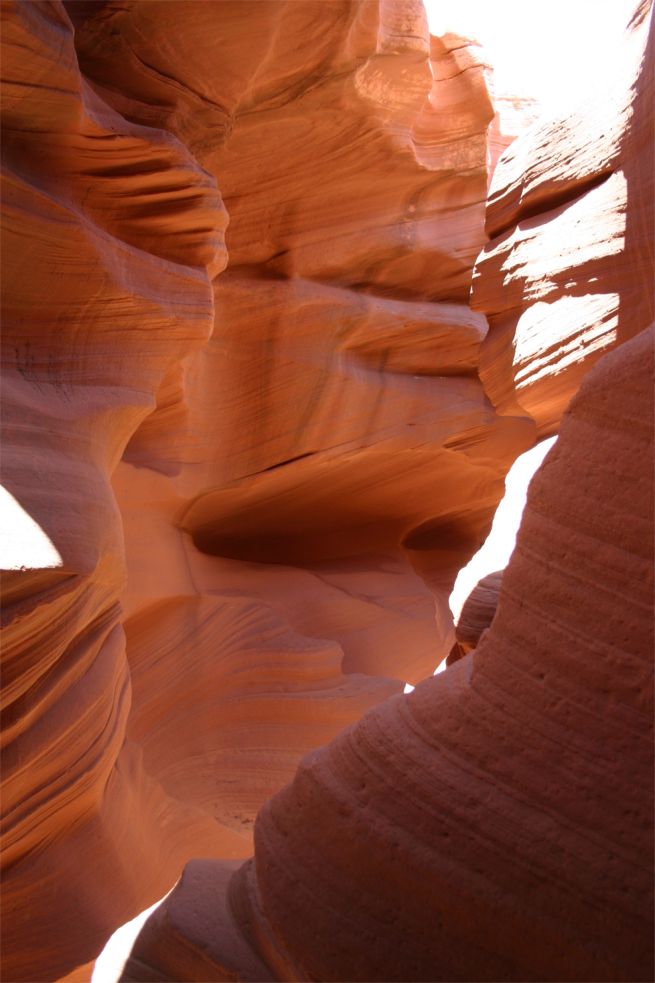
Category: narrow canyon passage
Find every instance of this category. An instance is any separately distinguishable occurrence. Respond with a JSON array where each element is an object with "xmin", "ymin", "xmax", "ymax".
[{"xmin": 1, "ymin": 1, "xmax": 653, "ymax": 981}]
